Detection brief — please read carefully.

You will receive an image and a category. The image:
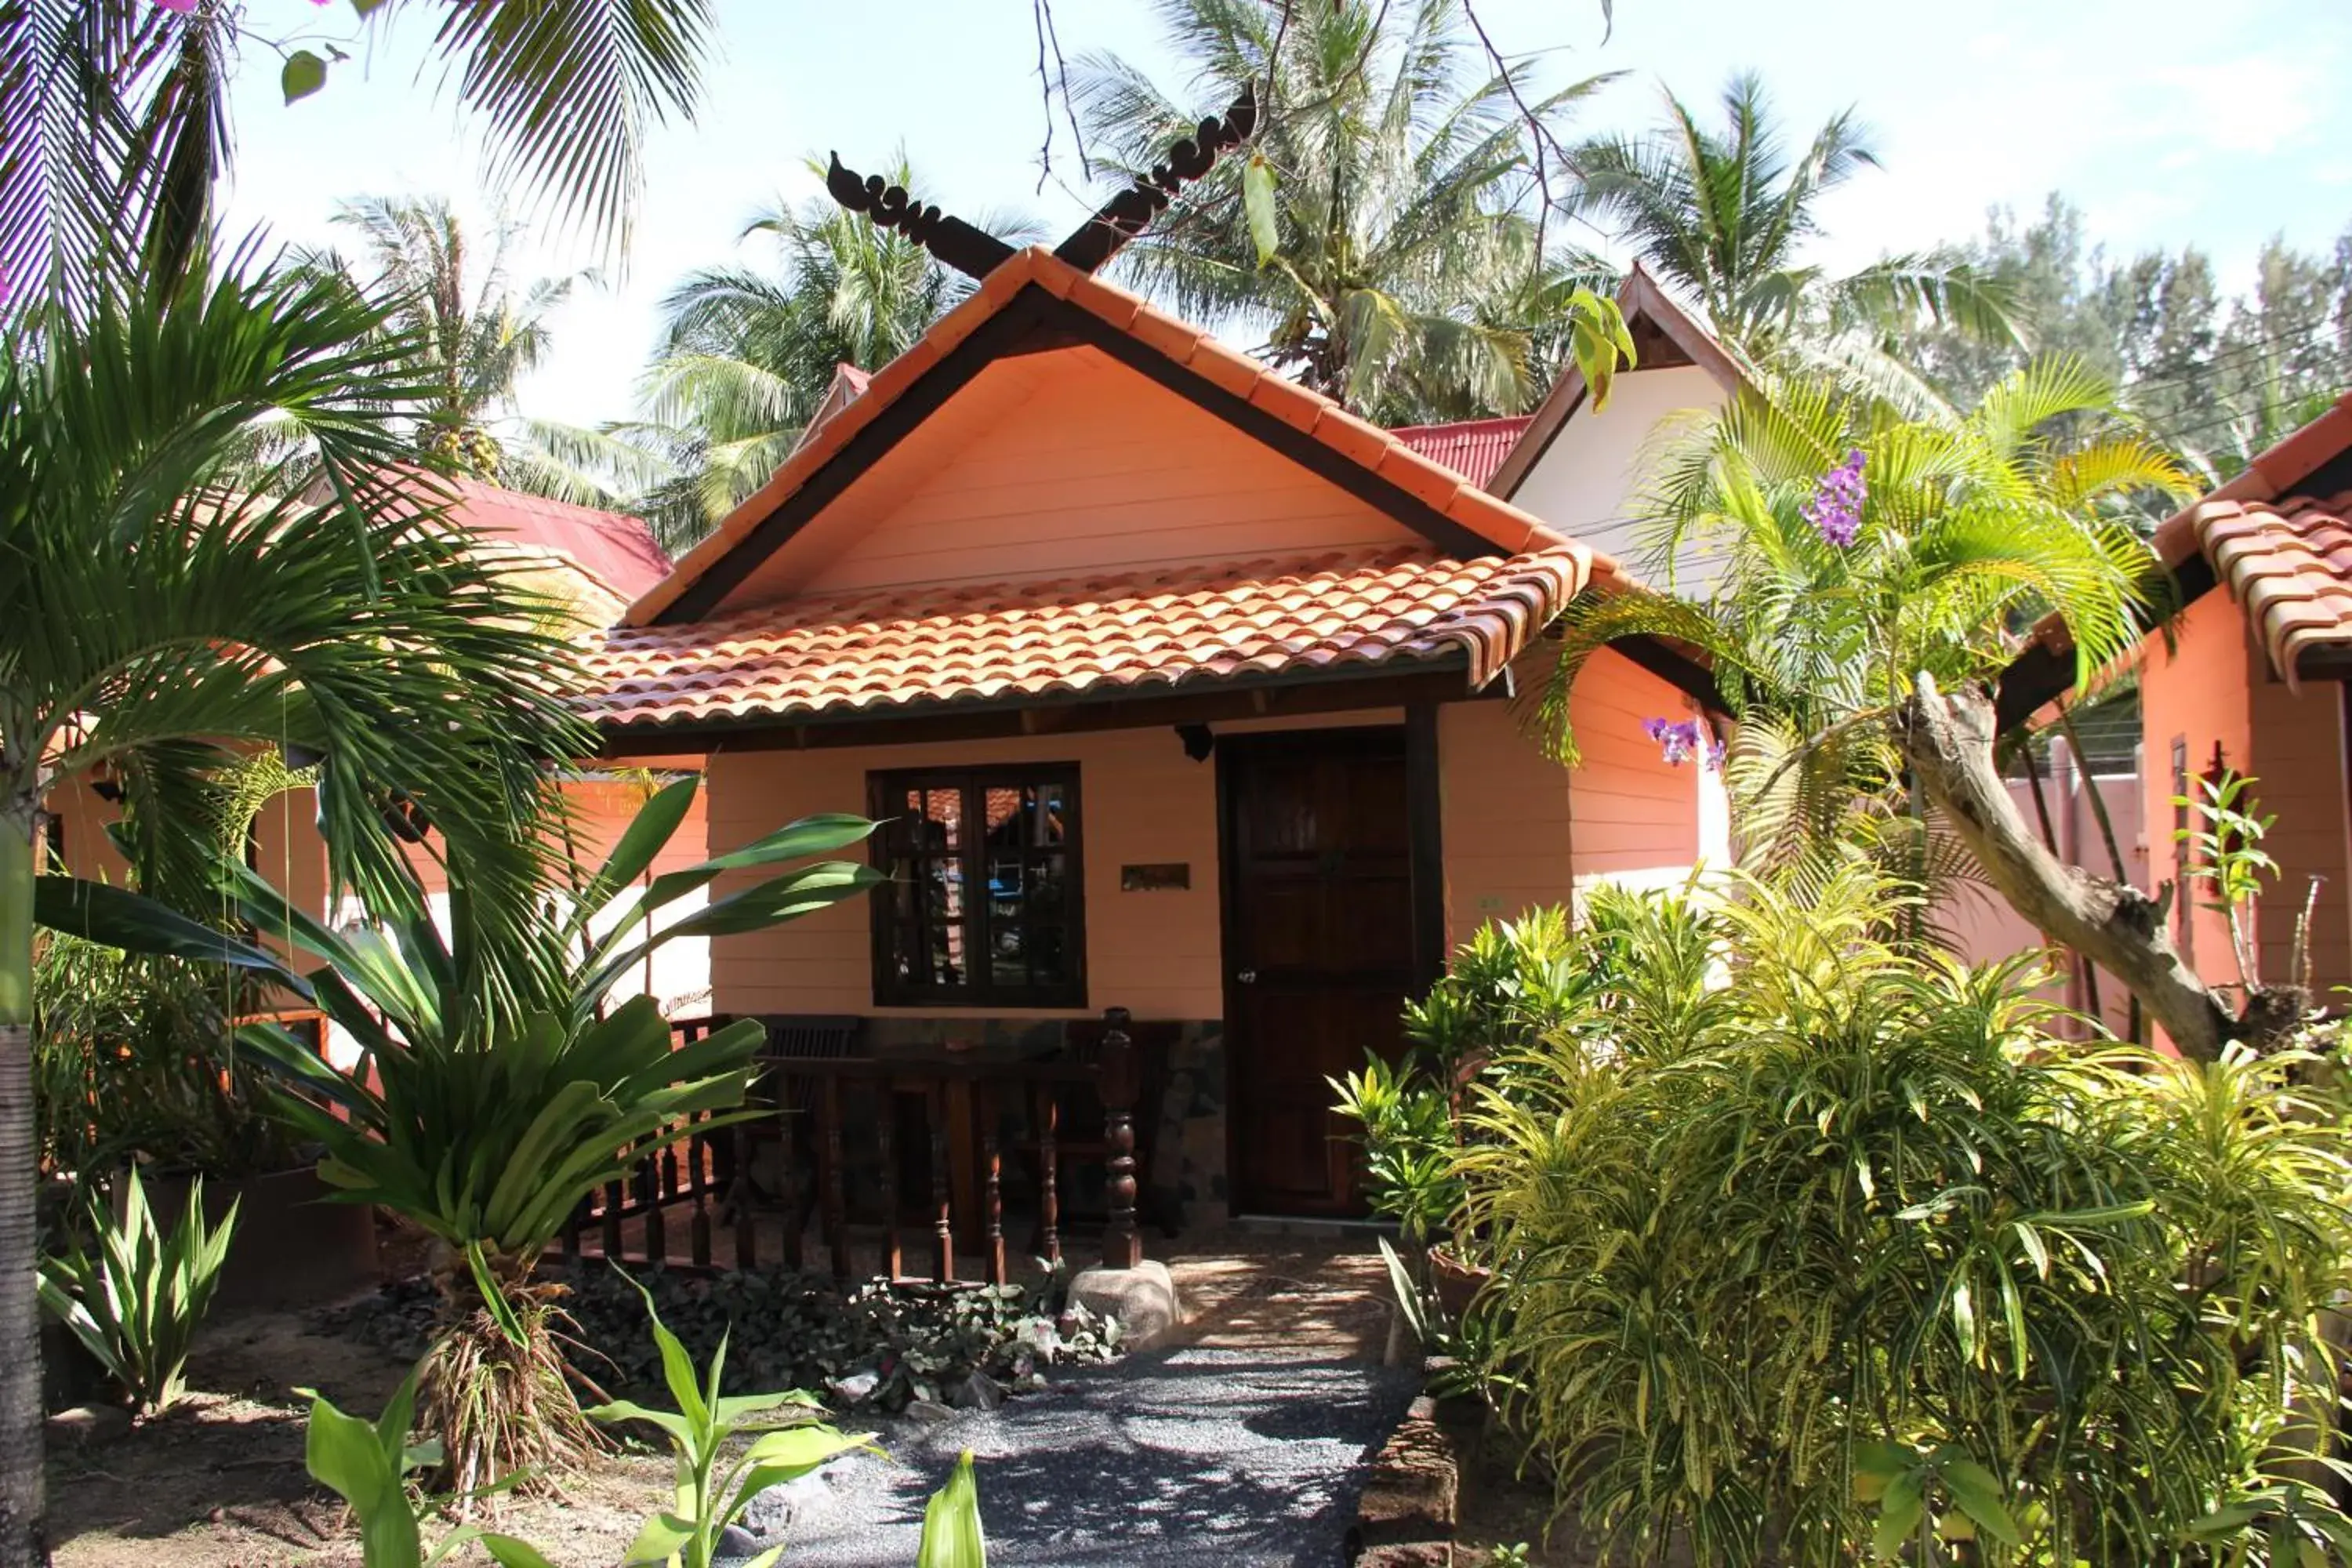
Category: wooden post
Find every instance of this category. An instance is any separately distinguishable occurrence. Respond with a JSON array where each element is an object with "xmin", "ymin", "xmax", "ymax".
[
  {"xmin": 643, "ymin": 1142, "xmax": 669, "ymax": 1264},
  {"xmin": 877, "ymin": 1076, "xmax": 900, "ymax": 1283},
  {"xmin": 688, "ymin": 1120, "xmax": 713, "ymax": 1269},
  {"xmin": 823, "ymin": 1076, "xmax": 851, "ymax": 1280},
  {"xmin": 1036, "ymin": 1082, "xmax": 1061, "ymax": 1266},
  {"xmin": 600, "ymin": 1176, "xmax": 623, "ymax": 1261},
  {"xmin": 982, "ymin": 1082, "xmax": 1006, "ymax": 1287},
  {"xmin": 1098, "ymin": 1007, "xmax": 1142, "ymax": 1270},
  {"xmin": 779, "ymin": 1088, "xmax": 804, "ymax": 1270},
  {"xmin": 927, "ymin": 1077, "xmax": 953, "ymax": 1283},
  {"xmin": 561, "ymin": 1196, "xmax": 585, "ymax": 1265},
  {"xmin": 731, "ymin": 1120, "xmax": 758, "ymax": 1269}
]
